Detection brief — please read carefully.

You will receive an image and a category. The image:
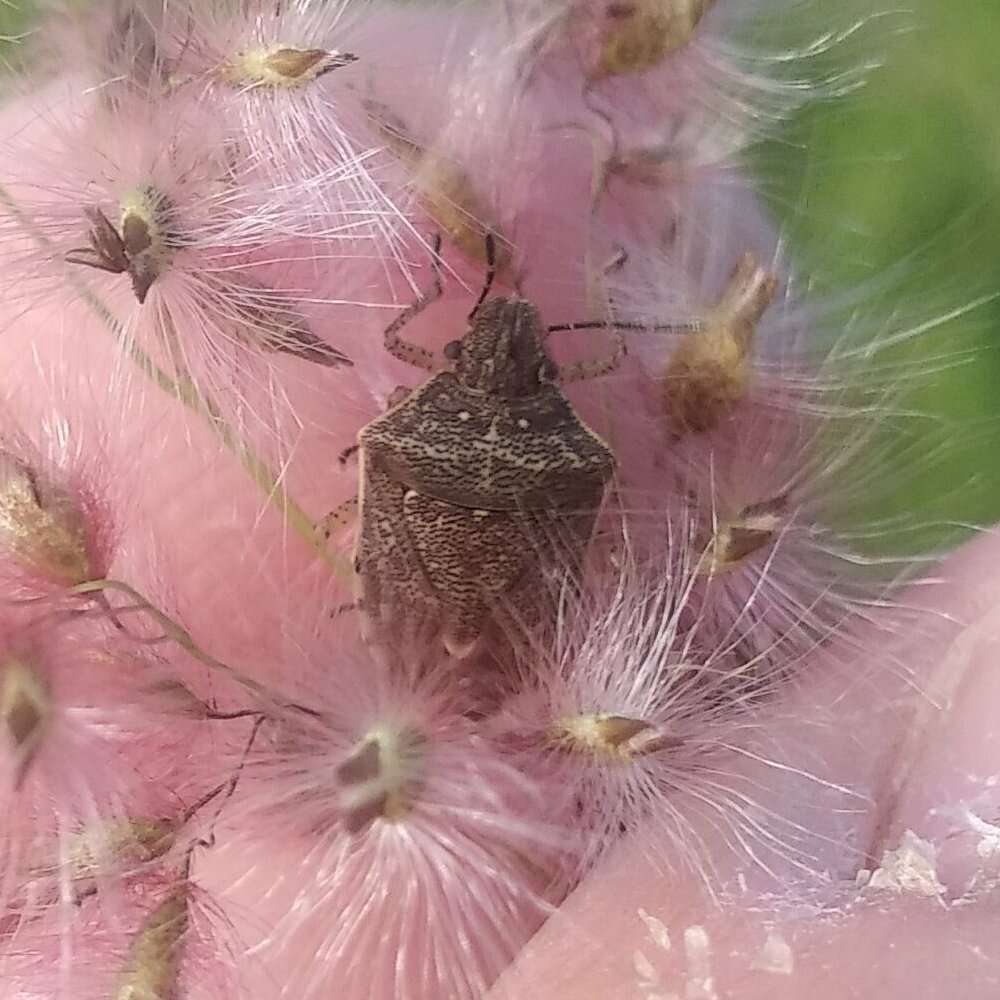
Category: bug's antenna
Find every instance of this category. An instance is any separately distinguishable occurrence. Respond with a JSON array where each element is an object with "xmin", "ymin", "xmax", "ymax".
[{"xmin": 468, "ymin": 231, "xmax": 498, "ymax": 320}]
